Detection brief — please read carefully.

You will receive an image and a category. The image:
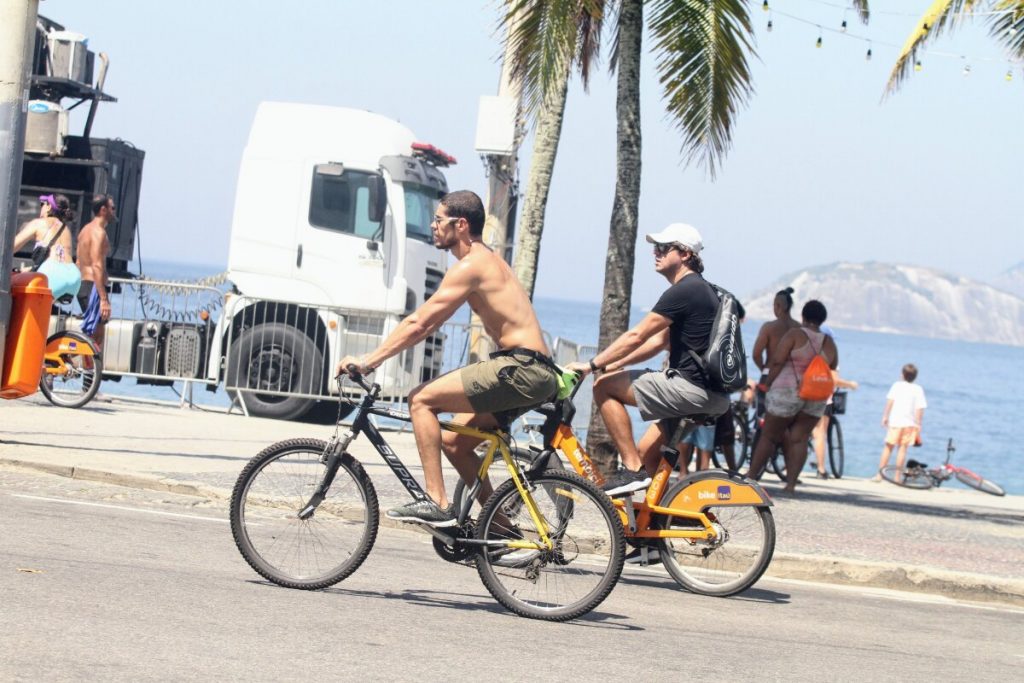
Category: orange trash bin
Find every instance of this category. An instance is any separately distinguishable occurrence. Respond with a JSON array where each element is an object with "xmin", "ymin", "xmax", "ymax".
[{"xmin": 1, "ymin": 271, "xmax": 54, "ymax": 399}]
